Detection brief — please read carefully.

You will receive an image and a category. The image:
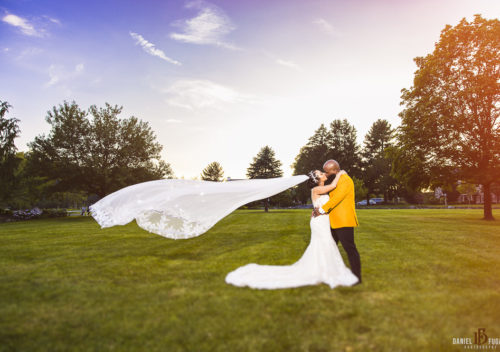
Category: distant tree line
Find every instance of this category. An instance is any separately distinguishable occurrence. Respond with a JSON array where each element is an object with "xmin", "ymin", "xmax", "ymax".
[
  {"xmin": 1, "ymin": 16, "xmax": 497, "ymax": 220},
  {"xmin": 0, "ymin": 100, "xmax": 174, "ymax": 210}
]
